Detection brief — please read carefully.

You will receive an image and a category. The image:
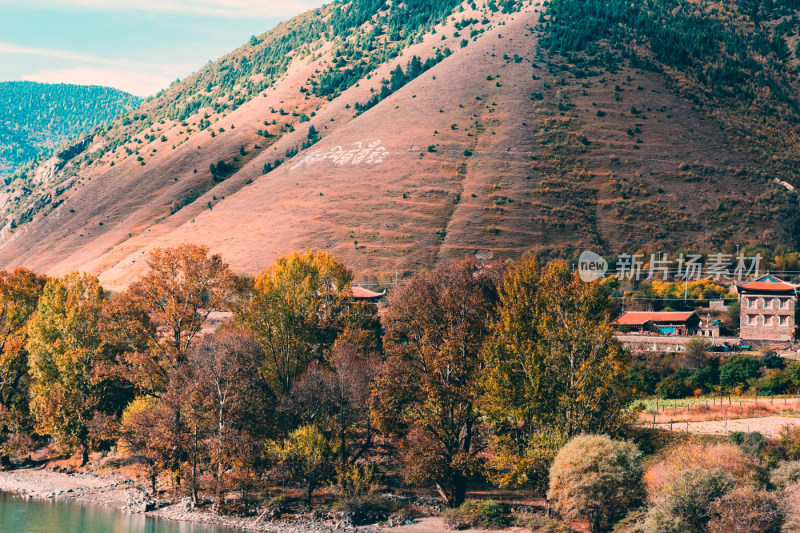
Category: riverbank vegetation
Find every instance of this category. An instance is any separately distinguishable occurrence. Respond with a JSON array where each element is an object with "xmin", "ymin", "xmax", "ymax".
[{"xmin": 2, "ymin": 245, "xmax": 800, "ymax": 531}]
